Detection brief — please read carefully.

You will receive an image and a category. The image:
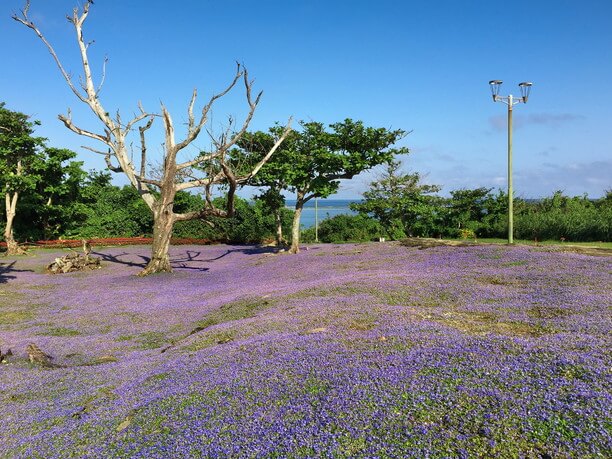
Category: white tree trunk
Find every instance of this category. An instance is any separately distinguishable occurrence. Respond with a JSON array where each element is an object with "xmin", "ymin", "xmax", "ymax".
[
  {"xmin": 4, "ymin": 191, "xmax": 24, "ymax": 255},
  {"xmin": 289, "ymin": 202, "xmax": 304, "ymax": 254},
  {"xmin": 138, "ymin": 190, "xmax": 175, "ymax": 276},
  {"xmin": 275, "ymin": 210, "xmax": 284, "ymax": 246}
]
